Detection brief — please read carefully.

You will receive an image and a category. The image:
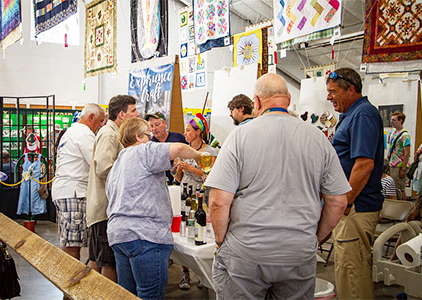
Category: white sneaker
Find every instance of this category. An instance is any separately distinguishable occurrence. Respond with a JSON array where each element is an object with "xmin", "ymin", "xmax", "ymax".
[{"xmin": 179, "ymin": 273, "xmax": 191, "ymax": 290}]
